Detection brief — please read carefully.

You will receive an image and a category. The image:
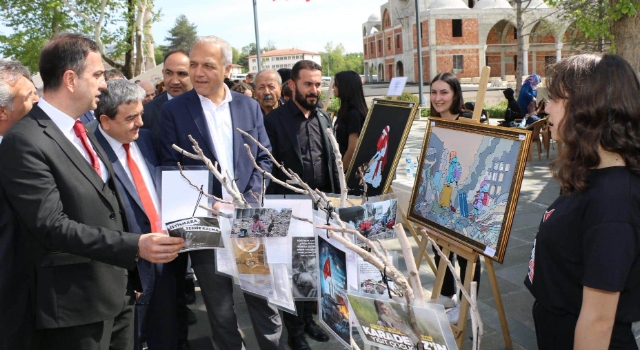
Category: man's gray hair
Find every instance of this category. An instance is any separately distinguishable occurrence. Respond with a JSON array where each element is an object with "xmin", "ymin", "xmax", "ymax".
[
  {"xmin": 193, "ymin": 35, "xmax": 232, "ymax": 67},
  {"xmin": 95, "ymin": 79, "xmax": 145, "ymax": 122},
  {"xmin": 0, "ymin": 59, "xmax": 31, "ymax": 110},
  {"xmin": 255, "ymin": 69, "xmax": 282, "ymax": 86}
]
